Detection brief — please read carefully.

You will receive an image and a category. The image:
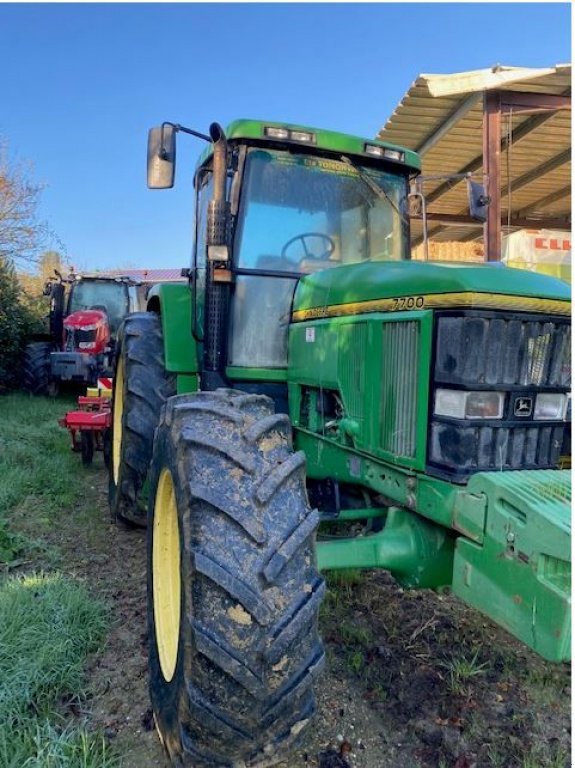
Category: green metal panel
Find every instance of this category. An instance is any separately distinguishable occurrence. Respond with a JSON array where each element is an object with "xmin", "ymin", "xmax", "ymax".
[
  {"xmin": 337, "ymin": 322, "xmax": 368, "ymax": 435},
  {"xmin": 176, "ymin": 374, "xmax": 199, "ymax": 394},
  {"xmin": 452, "ymin": 469, "xmax": 571, "ymax": 662},
  {"xmin": 226, "ymin": 366, "xmax": 288, "ymax": 382},
  {"xmin": 156, "ymin": 284, "xmax": 199, "ymax": 374},
  {"xmin": 196, "ymin": 119, "xmax": 420, "ymax": 173},
  {"xmin": 288, "ymin": 310, "xmax": 433, "ymax": 471}
]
